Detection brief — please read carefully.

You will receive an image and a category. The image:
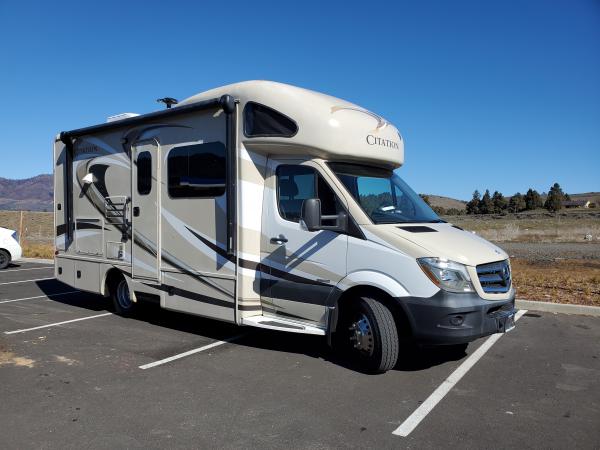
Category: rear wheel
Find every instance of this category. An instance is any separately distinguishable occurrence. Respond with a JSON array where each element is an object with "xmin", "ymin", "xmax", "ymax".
[
  {"xmin": 111, "ymin": 277, "xmax": 136, "ymax": 316},
  {"xmin": 343, "ymin": 296, "xmax": 399, "ymax": 373},
  {"xmin": 0, "ymin": 249, "xmax": 10, "ymax": 270}
]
